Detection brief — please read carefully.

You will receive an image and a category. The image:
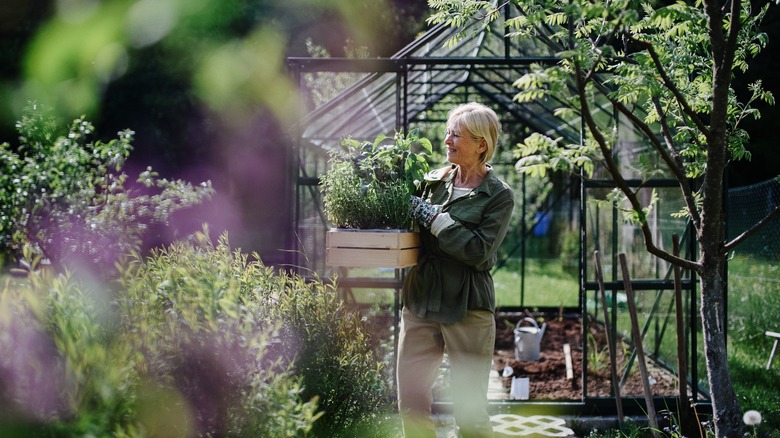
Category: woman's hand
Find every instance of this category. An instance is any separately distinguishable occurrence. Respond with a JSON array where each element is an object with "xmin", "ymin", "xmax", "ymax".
[{"xmin": 410, "ymin": 195, "xmax": 442, "ymax": 228}]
